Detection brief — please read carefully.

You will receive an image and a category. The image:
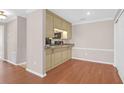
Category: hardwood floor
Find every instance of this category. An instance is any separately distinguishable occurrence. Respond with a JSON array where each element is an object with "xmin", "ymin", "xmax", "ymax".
[{"xmin": 0, "ymin": 59, "xmax": 122, "ymax": 84}]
